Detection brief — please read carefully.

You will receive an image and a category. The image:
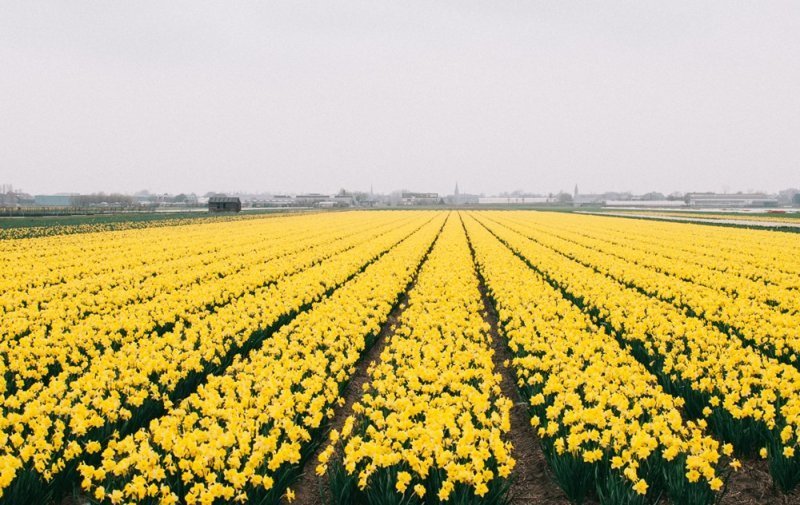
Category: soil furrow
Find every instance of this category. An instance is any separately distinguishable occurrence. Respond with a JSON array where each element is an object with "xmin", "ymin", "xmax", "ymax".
[
  {"xmin": 720, "ymin": 459, "xmax": 800, "ymax": 505},
  {"xmin": 292, "ymin": 217, "xmax": 446, "ymax": 505},
  {"xmin": 472, "ymin": 213, "xmax": 800, "ymax": 505},
  {"xmin": 461, "ymin": 213, "xmax": 570, "ymax": 505}
]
